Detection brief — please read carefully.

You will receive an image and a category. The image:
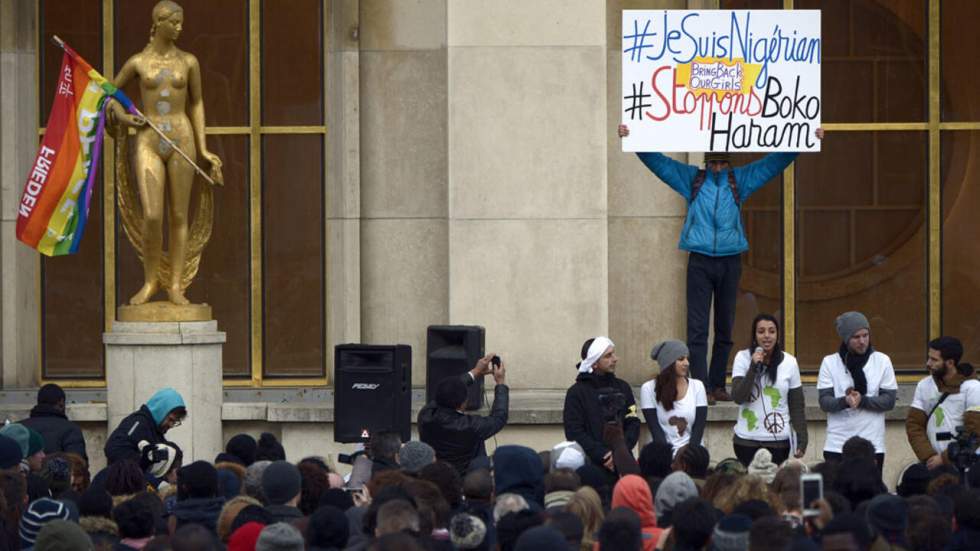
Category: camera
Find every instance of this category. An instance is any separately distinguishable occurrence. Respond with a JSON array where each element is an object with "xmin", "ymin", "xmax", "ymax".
[
  {"xmin": 946, "ymin": 425, "xmax": 978, "ymax": 481},
  {"xmin": 597, "ymin": 389, "xmax": 626, "ymax": 423},
  {"xmin": 338, "ymin": 450, "xmax": 366, "ymax": 465},
  {"xmin": 491, "ymin": 355, "xmax": 501, "ymax": 368}
]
